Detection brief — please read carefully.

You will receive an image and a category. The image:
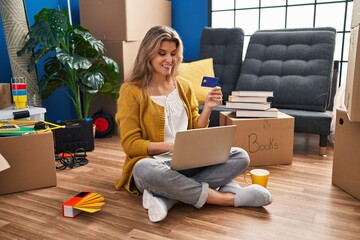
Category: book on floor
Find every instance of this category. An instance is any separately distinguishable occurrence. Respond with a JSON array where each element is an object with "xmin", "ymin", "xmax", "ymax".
[
  {"xmin": 228, "ymin": 95, "xmax": 269, "ymax": 103},
  {"xmin": 226, "ymin": 101, "xmax": 271, "ymax": 110},
  {"xmin": 62, "ymin": 192, "xmax": 105, "ymax": 218},
  {"xmin": 231, "ymin": 91, "xmax": 274, "ymax": 97},
  {"xmin": 235, "ymin": 108, "xmax": 279, "ymax": 118}
]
